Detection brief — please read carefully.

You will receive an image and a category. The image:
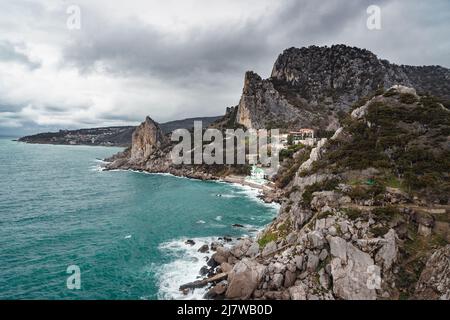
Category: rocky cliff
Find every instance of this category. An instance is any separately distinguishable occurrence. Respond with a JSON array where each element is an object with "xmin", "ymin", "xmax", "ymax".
[
  {"xmin": 232, "ymin": 45, "xmax": 450, "ymax": 130},
  {"xmin": 188, "ymin": 86, "xmax": 450, "ymax": 300},
  {"xmin": 105, "ymin": 116, "xmax": 250, "ymax": 179},
  {"xmin": 101, "ymin": 45, "xmax": 449, "ymax": 300},
  {"xmin": 130, "ymin": 116, "xmax": 168, "ymax": 163}
]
